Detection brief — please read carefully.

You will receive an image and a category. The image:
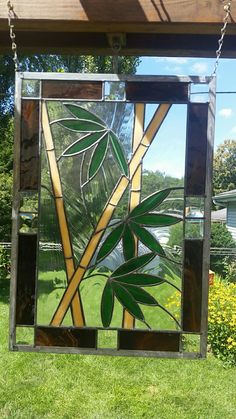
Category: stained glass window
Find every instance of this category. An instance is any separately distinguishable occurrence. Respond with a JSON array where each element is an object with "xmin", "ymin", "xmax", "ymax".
[{"xmin": 10, "ymin": 74, "xmax": 216, "ymax": 358}]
